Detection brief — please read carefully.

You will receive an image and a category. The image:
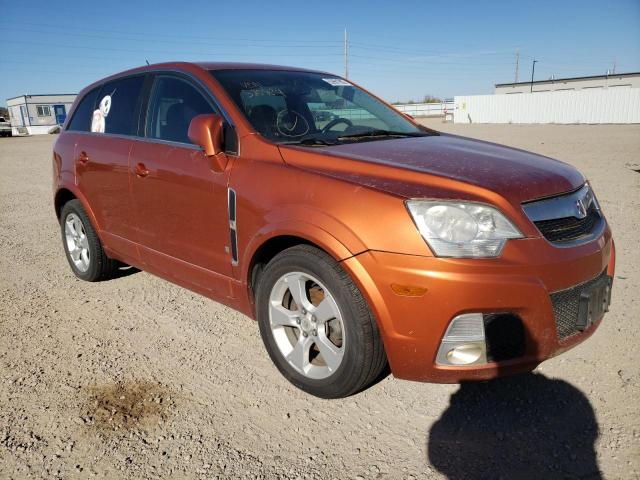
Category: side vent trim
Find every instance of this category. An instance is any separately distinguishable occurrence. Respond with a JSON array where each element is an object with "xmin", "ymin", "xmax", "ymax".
[{"xmin": 228, "ymin": 188, "xmax": 238, "ymax": 265}]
